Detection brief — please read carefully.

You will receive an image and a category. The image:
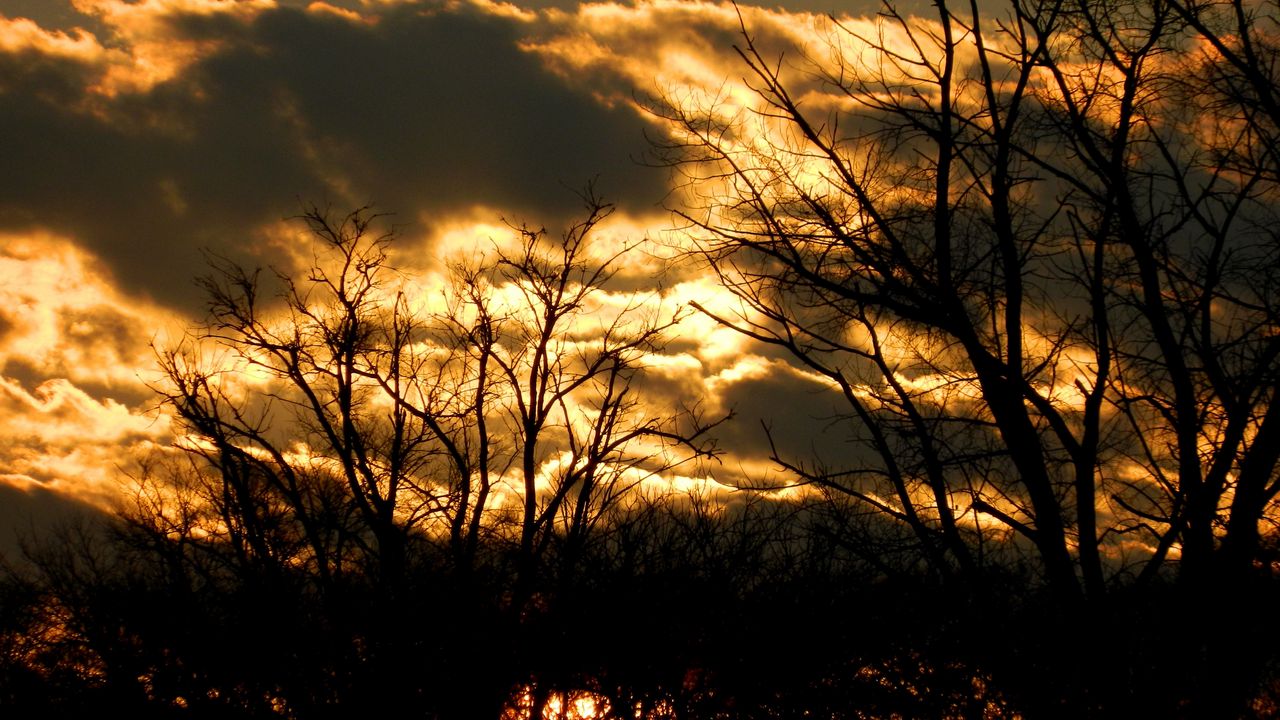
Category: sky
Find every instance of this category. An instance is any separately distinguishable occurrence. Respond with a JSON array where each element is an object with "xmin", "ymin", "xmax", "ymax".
[{"xmin": 0, "ymin": 0, "xmax": 922, "ymax": 548}]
